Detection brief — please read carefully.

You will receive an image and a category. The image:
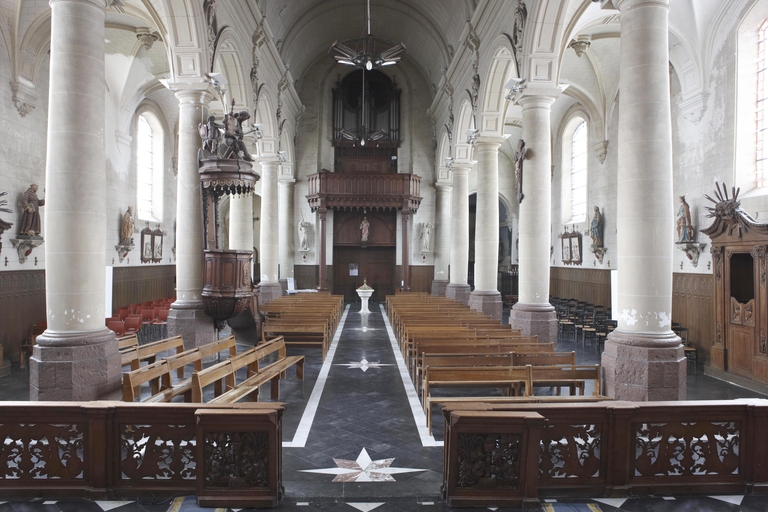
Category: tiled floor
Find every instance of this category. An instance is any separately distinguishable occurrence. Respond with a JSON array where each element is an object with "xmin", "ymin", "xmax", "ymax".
[{"xmin": 1, "ymin": 303, "xmax": 767, "ymax": 511}]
